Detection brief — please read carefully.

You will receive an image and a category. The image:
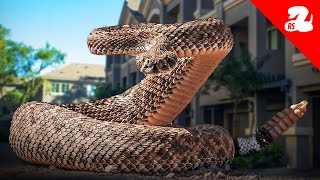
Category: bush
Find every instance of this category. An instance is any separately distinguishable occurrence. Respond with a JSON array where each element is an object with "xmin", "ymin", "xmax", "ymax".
[
  {"xmin": 0, "ymin": 127, "xmax": 10, "ymax": 142},
  {"xmin": 231, "ymin": 142, "xmax": 287, "ymax": 169},
  {"xmin": 94, "ymin": 83, "xmax": 127, "ymax": 100}
]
